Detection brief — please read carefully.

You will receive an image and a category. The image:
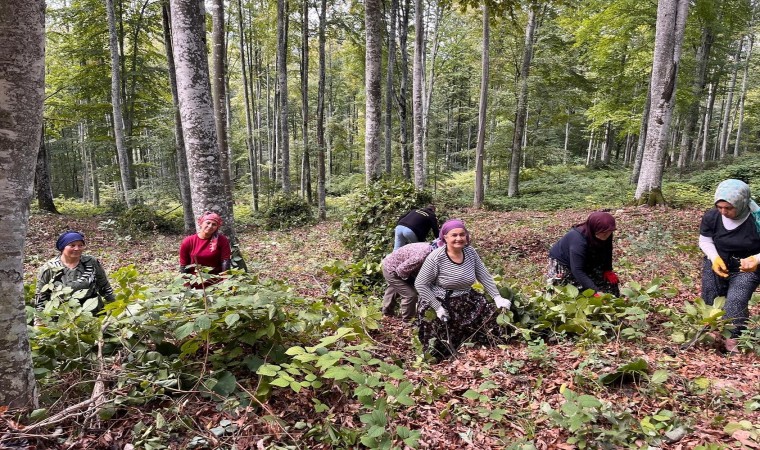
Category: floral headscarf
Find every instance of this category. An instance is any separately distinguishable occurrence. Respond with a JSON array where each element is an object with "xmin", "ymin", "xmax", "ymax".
[
  {"xmin": 198, "ymin": 212, "xmax": 223, "ymax": 228},
  {"xmin": 714, "ymin": 179, "xmax": 760, "ymax": 232}
]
